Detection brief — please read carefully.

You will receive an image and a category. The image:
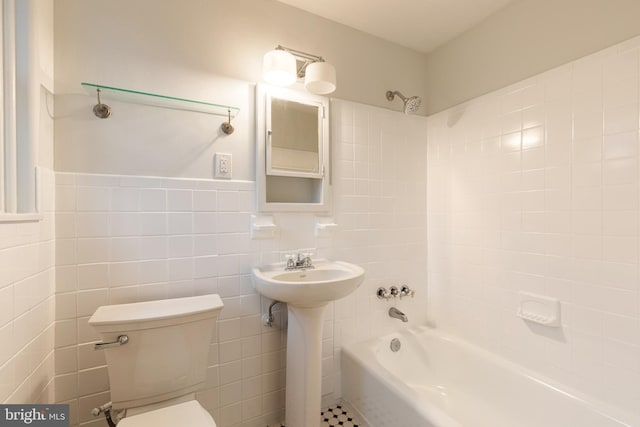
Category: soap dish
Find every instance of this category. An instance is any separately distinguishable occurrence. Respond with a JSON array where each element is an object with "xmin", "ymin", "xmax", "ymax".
[{"xmin": 517, "ymin": 291, "xmax": 561, "ymax": 327}]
